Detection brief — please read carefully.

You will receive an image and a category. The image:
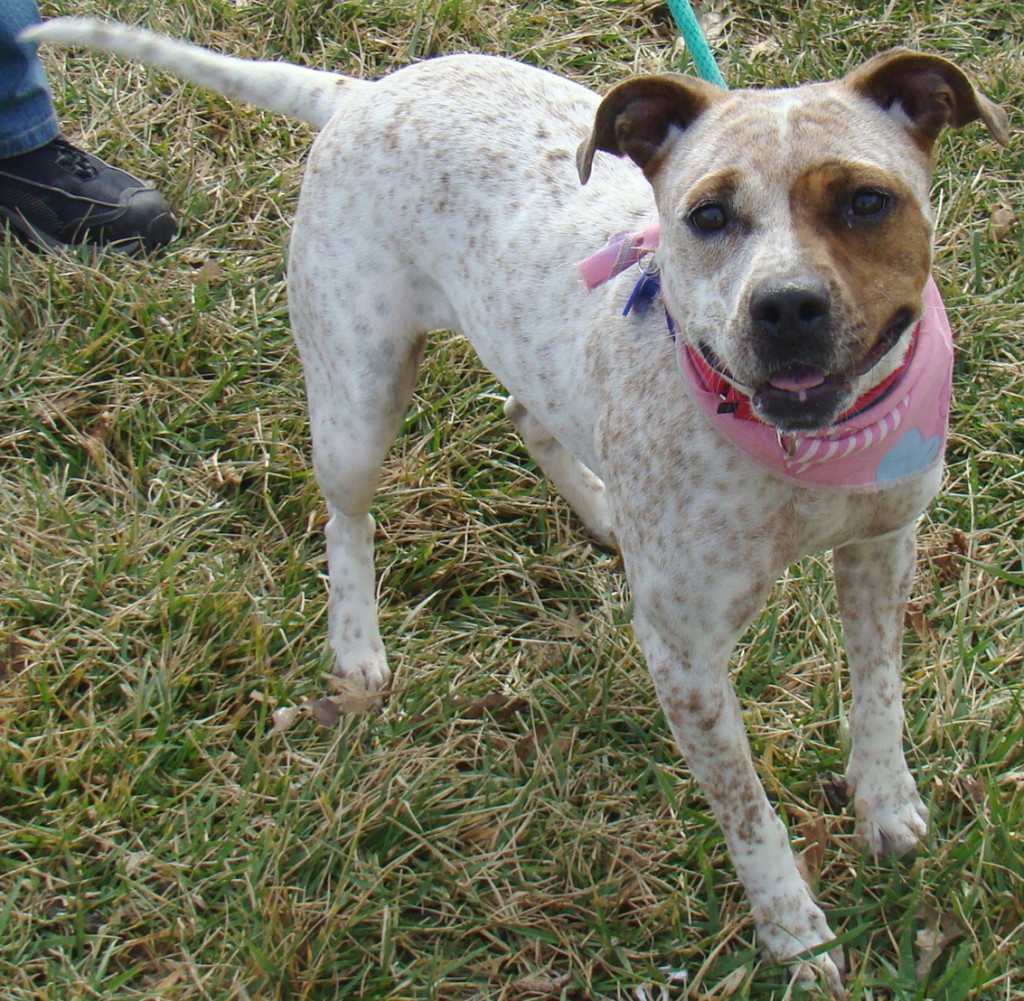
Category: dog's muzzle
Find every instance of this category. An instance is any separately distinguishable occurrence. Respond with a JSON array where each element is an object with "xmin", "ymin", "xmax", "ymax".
[{"xmin": 740, "ymin": 279, "xmax": 914, "ymax": 431}]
